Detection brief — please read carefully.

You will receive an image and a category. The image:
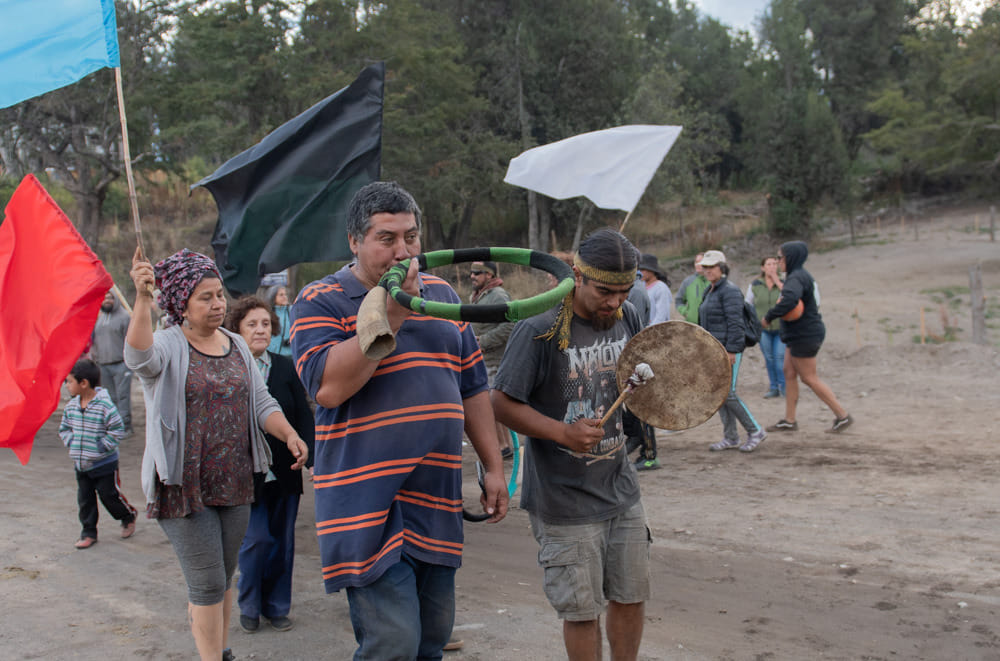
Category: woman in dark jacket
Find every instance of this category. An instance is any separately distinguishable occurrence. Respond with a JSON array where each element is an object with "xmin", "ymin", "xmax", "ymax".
[
  {"xmin": 763, "ymin": 241, "xmax": 852, "ymax": 433},
  {"xmin": 697, "ymin": 250, "xmax": 767, "ymax": 452},
  {"xmin": 225, "ymin": 296, "xmax": 315, "ymax": 634}
]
